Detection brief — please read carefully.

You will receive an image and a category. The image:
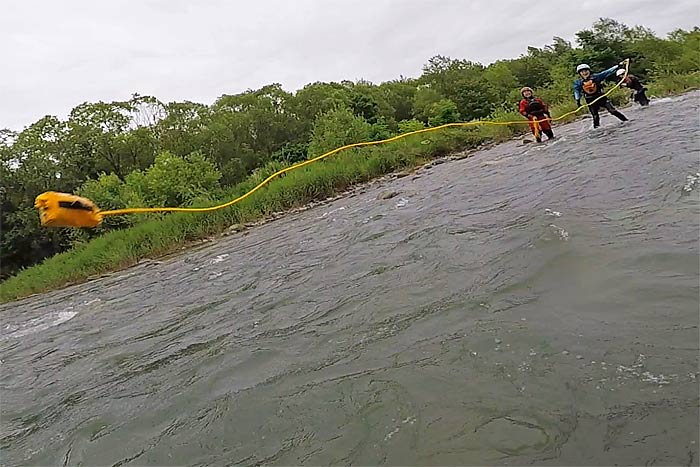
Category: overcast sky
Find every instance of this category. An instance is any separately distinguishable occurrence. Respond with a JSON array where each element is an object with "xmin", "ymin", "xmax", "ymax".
[{"xmin": 2, "ymin": 0, "xmax": 698, "ymax": 131}]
